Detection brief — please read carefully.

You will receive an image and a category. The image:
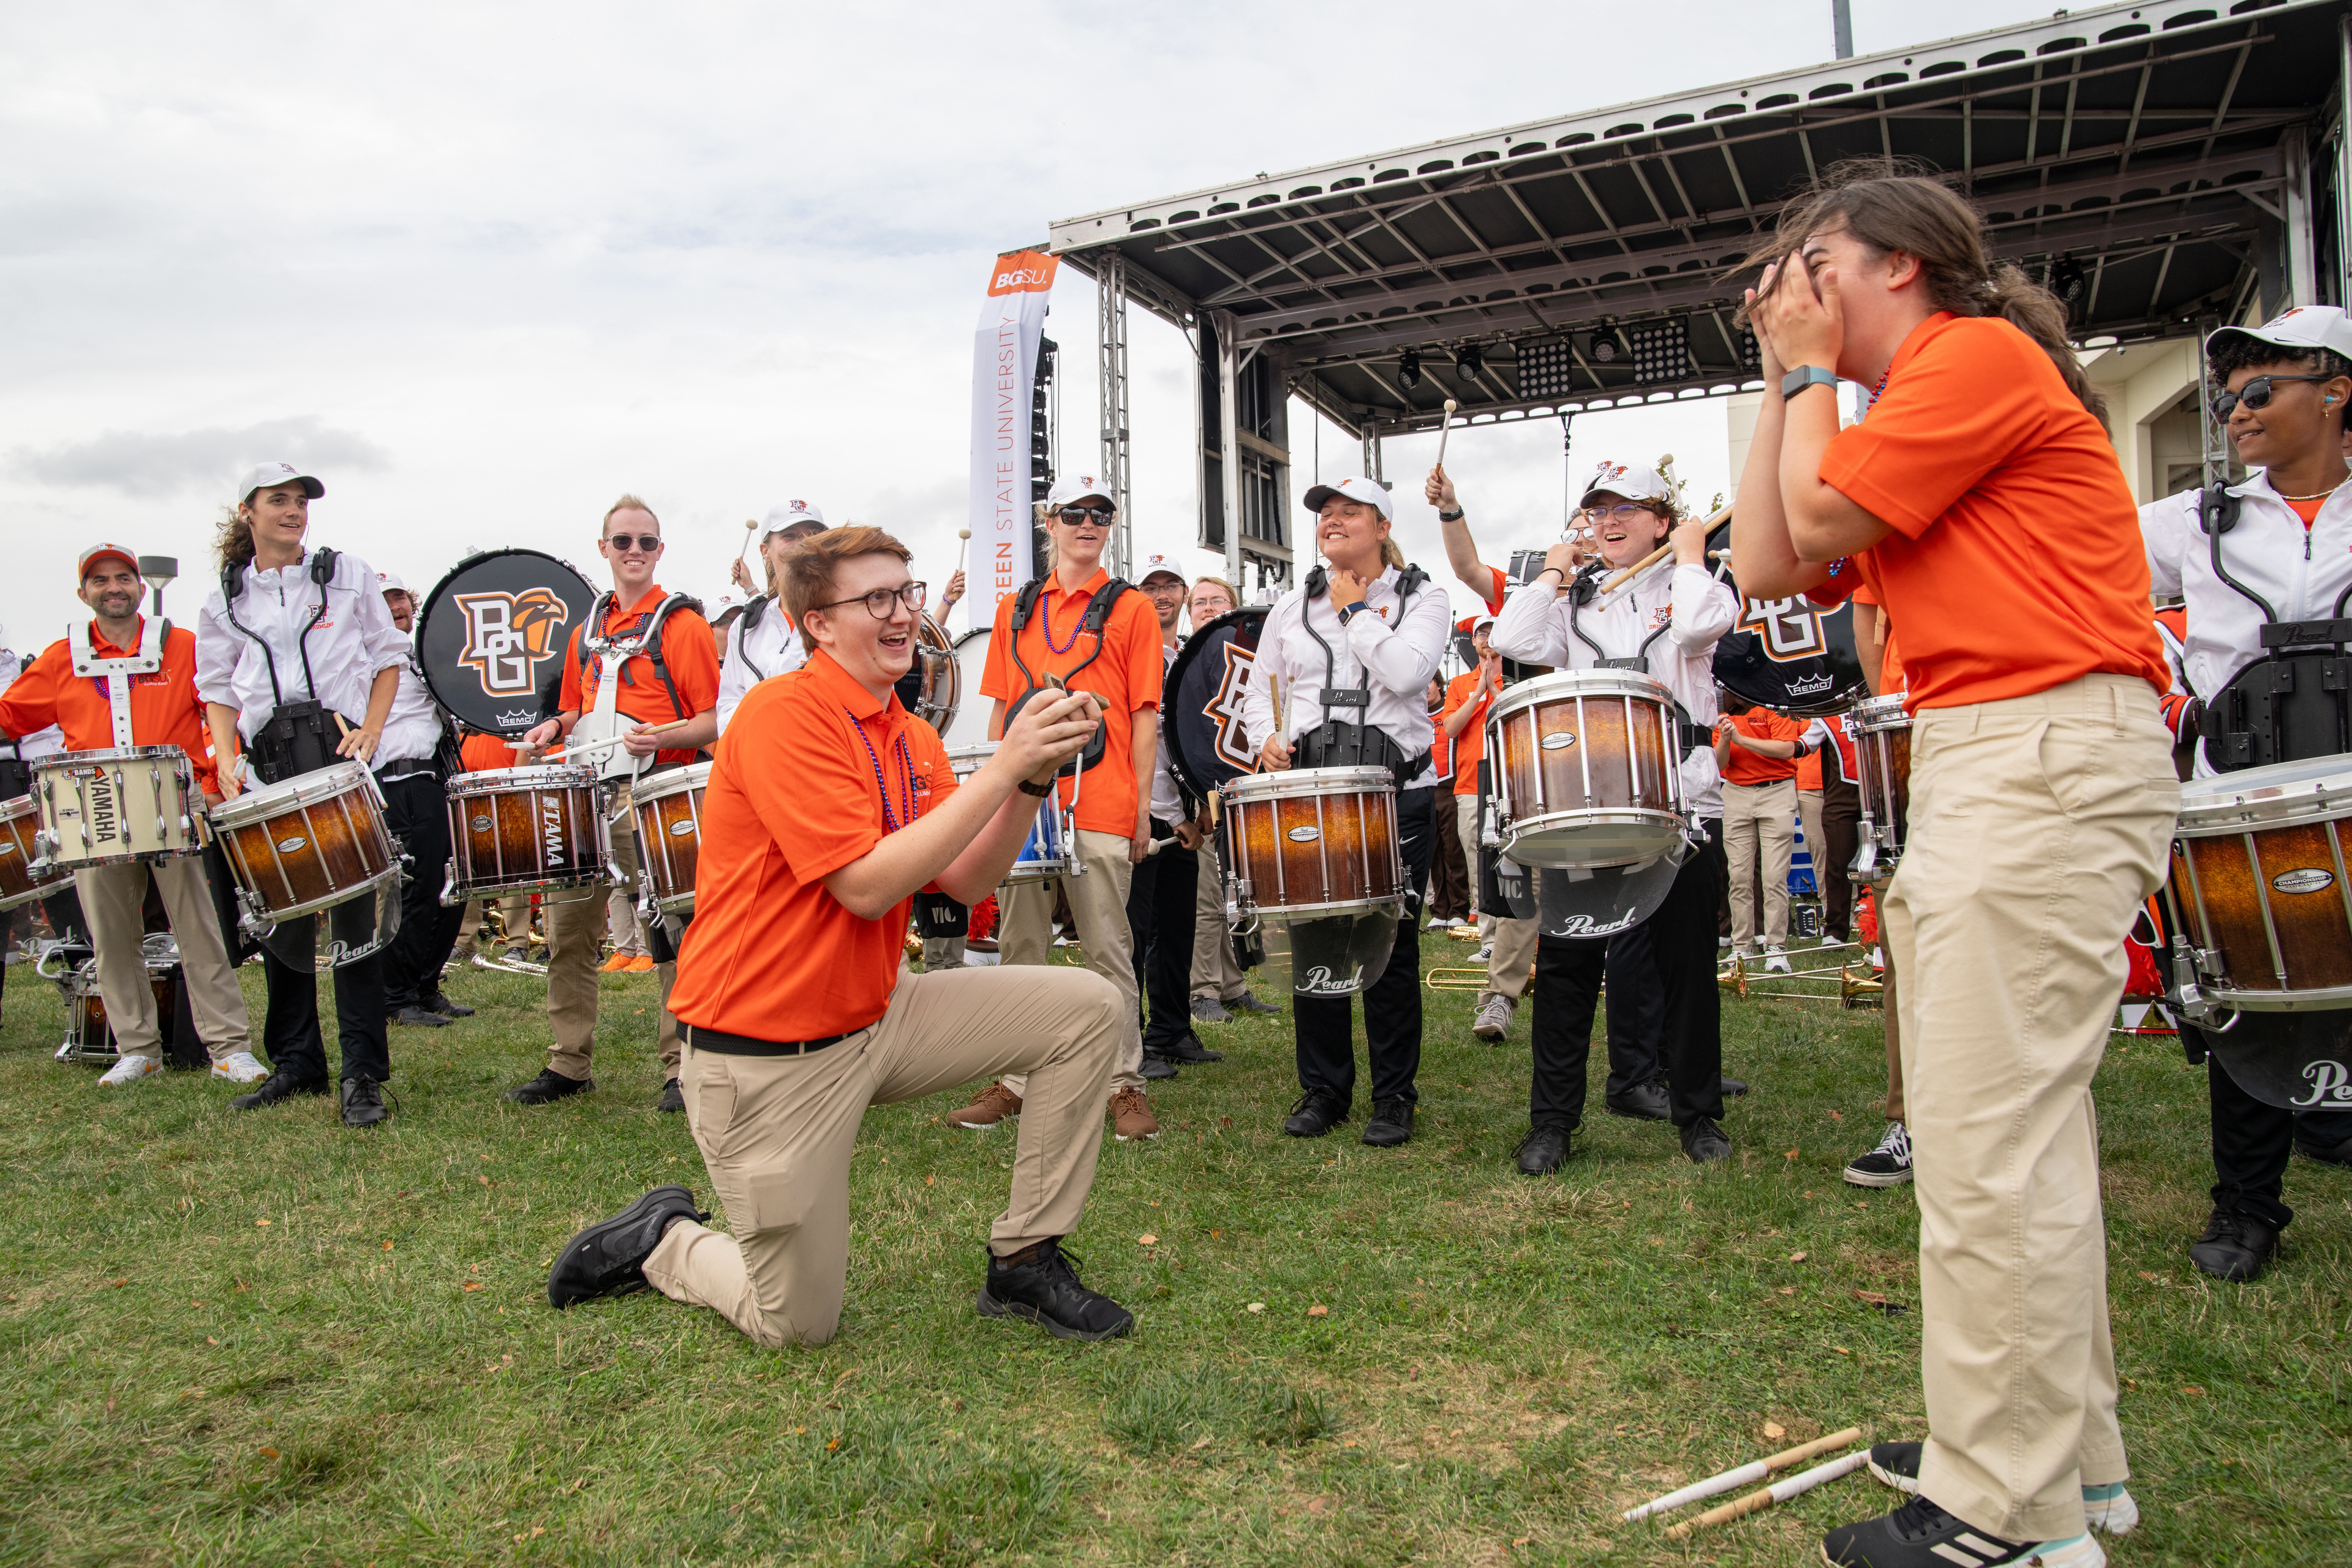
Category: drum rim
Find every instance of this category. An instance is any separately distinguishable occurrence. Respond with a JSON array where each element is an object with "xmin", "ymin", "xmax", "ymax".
[
  {"xmin": 1499, "ymin": 812, "xmax": 1692, "ymax": 872},
  {"xmin": 442, "ymin": 867, "xmax": 609, "ymax": 903},
  {"xmin": 1850, "ymin": 694, "xmax": 1913, "ymax": 731},
  {"xmin": 2193, "ymin": 982, "xmax": 2352, "ymax": 1011},
  {"xmin": 0, "ymin": 877, "xmax": 70, "ymax": 911},
  {"xmin": 1221, "ymin": 764, "xmax": 1397, "ymax": 800},
  {"xmin": 34, "ymin": 744, "xmax": 194, "ymax": 769},
  {"xmin": 1487, "ymin": 668, "xmax": 1676, "ymax": 722},
  {"xmin": 2175, "ymin": 772, "xmax": 2352, "ymax": 832},
  {"xmin": 1239, "ymin": 893, "xmax": 1405, "ymax": 922},
  {"xmin": 0, "ymin": 794, "xmax": 39, "ymax": 822},
  {"xmin": 447, "ymin": 763, "xmax": 601, "ymax": 794},
  {"xmin": 630, "ymin": 760, "xmax": 714, "ymax": 804},
  {"xmin": 34, "ymin": 845, "xmax": 203, "ymax": 874},
  {"xmin": 208, "ymin": 760, "xmax": 374, "ymax": 826}
]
